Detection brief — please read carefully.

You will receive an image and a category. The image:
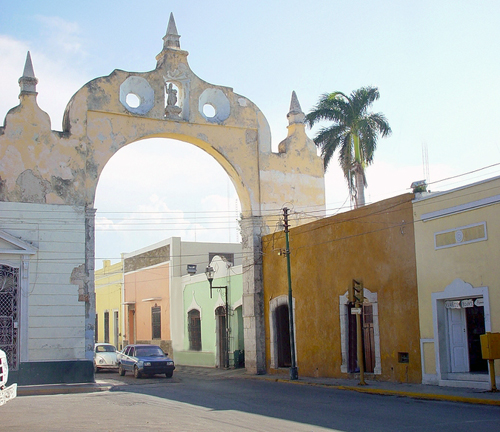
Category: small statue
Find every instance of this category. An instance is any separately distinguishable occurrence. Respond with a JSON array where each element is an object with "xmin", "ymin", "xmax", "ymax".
[
  {"xmin": 167, "ymin": 83, "xmax": 177, "ymax": 106},
  {"xmin": 164, "ymin": 82, "xmax": 182, "ymax": 119}
]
